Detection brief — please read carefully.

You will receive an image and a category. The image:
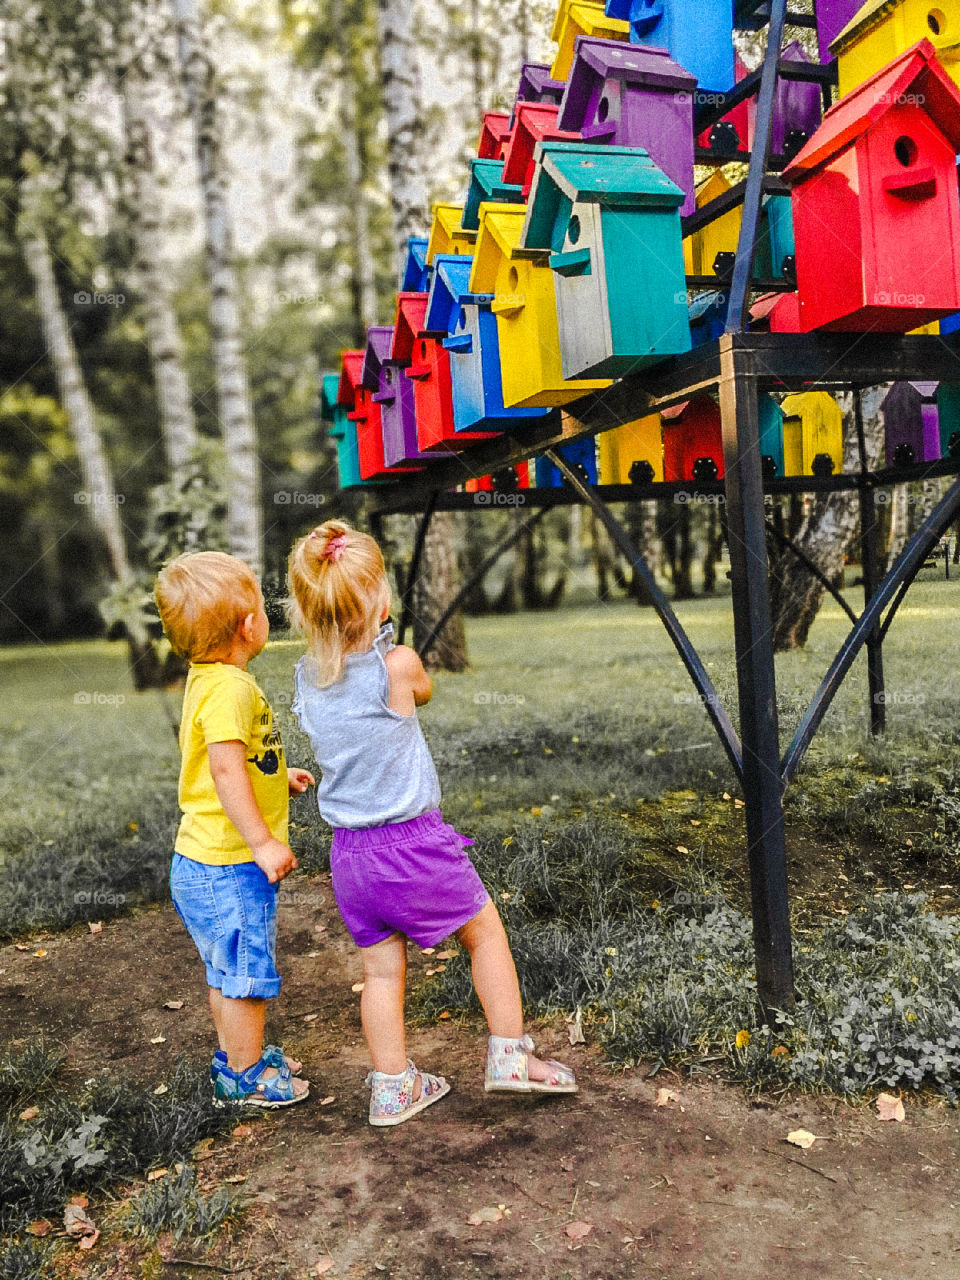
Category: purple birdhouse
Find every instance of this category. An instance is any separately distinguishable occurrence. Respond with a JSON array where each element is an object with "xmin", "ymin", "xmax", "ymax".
[
  {"xmin": 513, "ymin": 62, "xmax": 566, "ymax": 114},
  {"xmin": 375, "ymin": 362, "xmax": 435, "ymax": 469},
  {"xmin": 771, "ymin": 41, "xmax": 823, "ymax": 160},
  {"xmin": 815, "ymin": 0, "xmax": 863, "ymax": 64},
  {"xmin": 881, "ymin": 381, "xmax": 943, "ymax": 467},
  {"xmin": 556, "ymin": 38, "xmax": 696, "ymax": 216}
]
